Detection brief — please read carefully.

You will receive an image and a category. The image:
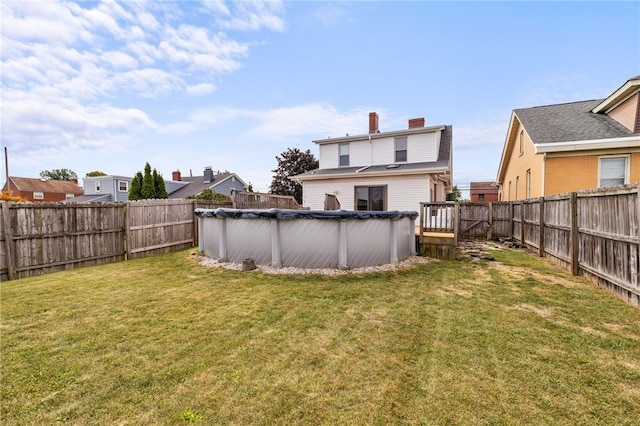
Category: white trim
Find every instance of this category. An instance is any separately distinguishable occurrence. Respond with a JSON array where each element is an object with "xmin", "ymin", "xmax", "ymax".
[
  {"xmin": 534, "ymin": 136, "xmax": 640, "ymax": 154},
  {"xmin": 118, "ymin": 180, "xmax": 129, "ymax": 192},
  {"xmin": 591, "ymin": 77, "xmax": 640, "ymax": 114},
  {"xmin": 33, "ymin": 191, "xmax": 44, "ymax": 200},
  {"xmin": 597, "ymin": 154, "xmax": 630, "ymax": 187},
  {"xmin": 313, "ymin": 125, "xmax": 445, "ymax": 145},
  {"xmin": 295, "ymin": 167, "xmax": 449, "ymax": 182}
]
